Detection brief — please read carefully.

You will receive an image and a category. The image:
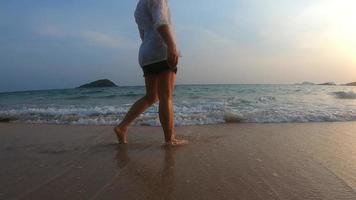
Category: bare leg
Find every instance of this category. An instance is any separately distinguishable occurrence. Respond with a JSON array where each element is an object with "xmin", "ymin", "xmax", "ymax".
[
  {"xmin": 157, "ymin": 71, "xmax": 188, "ymax": 146},
  {"xmin": 114, "ymin": 76, "xmax": 159, "ymax": 144}
]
